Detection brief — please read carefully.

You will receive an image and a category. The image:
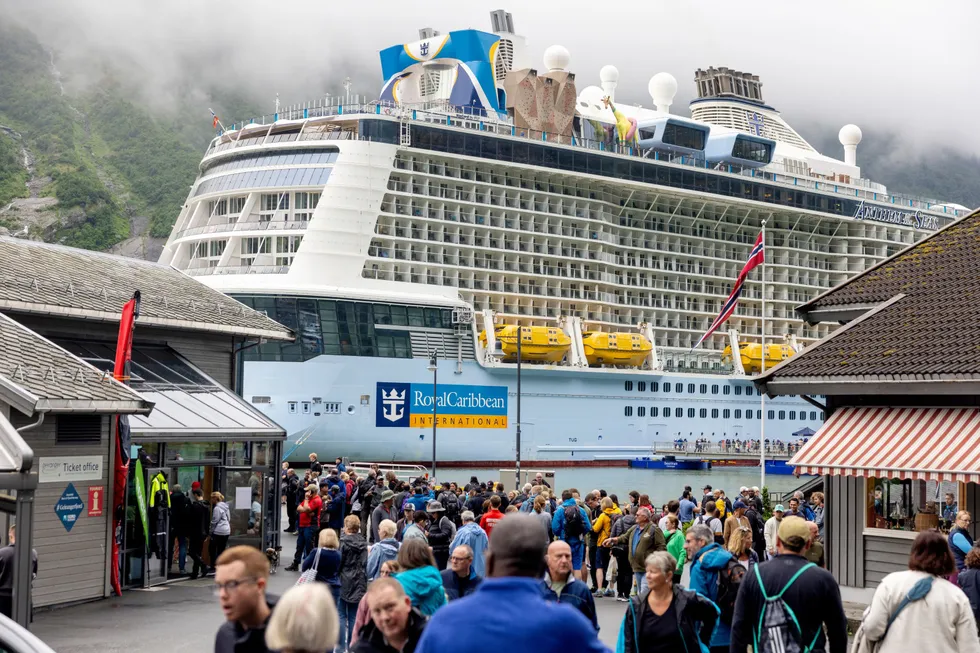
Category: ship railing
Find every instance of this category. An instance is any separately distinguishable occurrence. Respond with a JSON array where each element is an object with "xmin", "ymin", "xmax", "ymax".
[
  {"xmin": 207, "ymin": 100, "xmax": 968, "ymax": 220},
  {"xmin": 174, "ymin": 219, "xmax": 307, "ymax": 240},
  {"xmin": 185, "ymin": 264, "xmax": 290, "ymax": 277},
  {"xmin": 651, "ymin": 440, "xmax": 806, "ymax": 458},
  {"xmin": 347, "ymin": 461, "xmax": 431, "ymax": 483}
]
